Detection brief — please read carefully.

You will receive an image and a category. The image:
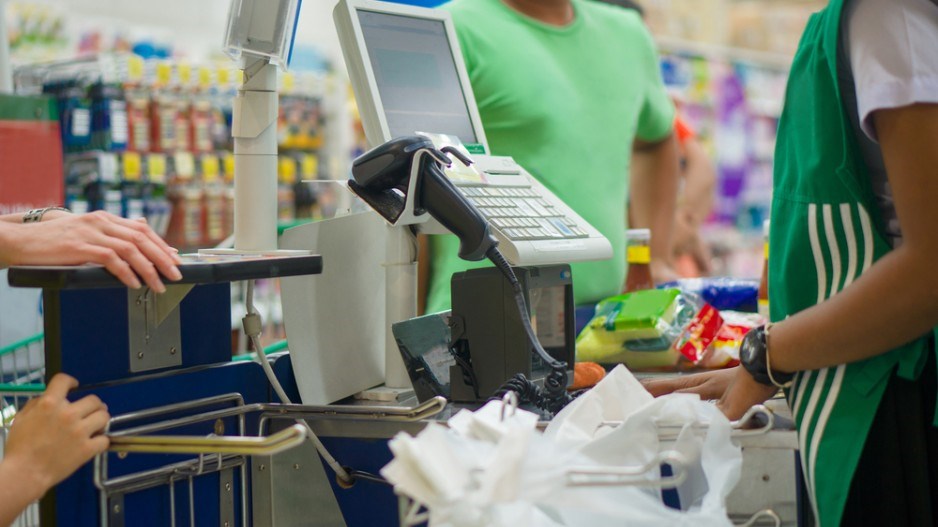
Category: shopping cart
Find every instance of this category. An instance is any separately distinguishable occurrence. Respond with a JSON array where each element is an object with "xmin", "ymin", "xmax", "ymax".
[{"xmin": 0, "ymin": 333, "xmax": 46, "ymax": 527}]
